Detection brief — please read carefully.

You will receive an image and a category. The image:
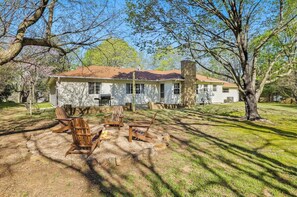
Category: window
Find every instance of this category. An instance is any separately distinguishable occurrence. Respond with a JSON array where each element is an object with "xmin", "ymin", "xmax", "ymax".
[
  {"xmin": 126, "ymin": 83, "xmax": 133, "ymax": 94},
  {"xmin": 223, "ymin": 88, "xmax": 229, "ymax": 93},
  {"xmin": 174, "ymin": 83, "xmax": 180, "ymax": 94},
  {"xmin": 88, "ymin": 82, "xmax": 100, "ymax": 94},
  {"xmin": 126, "ymin": 83, "xmax": 144, "ymax": 94},
  {"xmin": 213, "ymin": 85, "xmax": 217, "ymax": 92},
  {"xmin": 196, "ymin": 84, "xmax": 199, "ymax": 94},
  {"xmin": 203, "ymin": 84, "xmax": 208, "ymax": 92},
  {"xmin": 160, "ymin": 84, "xmax": 165, "ymax": 98},
  {"xmin": 136, "ymin": 84, "xmax": 144, "ymax": 94}
]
